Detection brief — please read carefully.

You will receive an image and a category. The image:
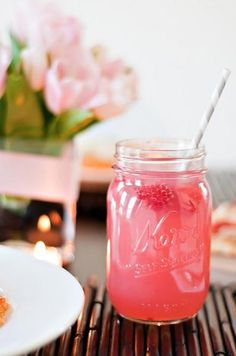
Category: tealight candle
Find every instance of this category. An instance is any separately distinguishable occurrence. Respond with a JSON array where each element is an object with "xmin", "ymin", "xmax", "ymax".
[
  {"xmin": 33, "ymin": 241, "xmax": 62, "ymax": 266},
  {"xmin": 28, "ymin": 214, "xmax": 62, "ymax": 246}
]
